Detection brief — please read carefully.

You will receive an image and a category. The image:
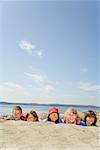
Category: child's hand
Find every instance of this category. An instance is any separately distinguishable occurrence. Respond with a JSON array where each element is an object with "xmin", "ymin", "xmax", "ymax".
[{"xmin": 3, "ymin": 115, "xmax": 10, "ymax": 120}]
